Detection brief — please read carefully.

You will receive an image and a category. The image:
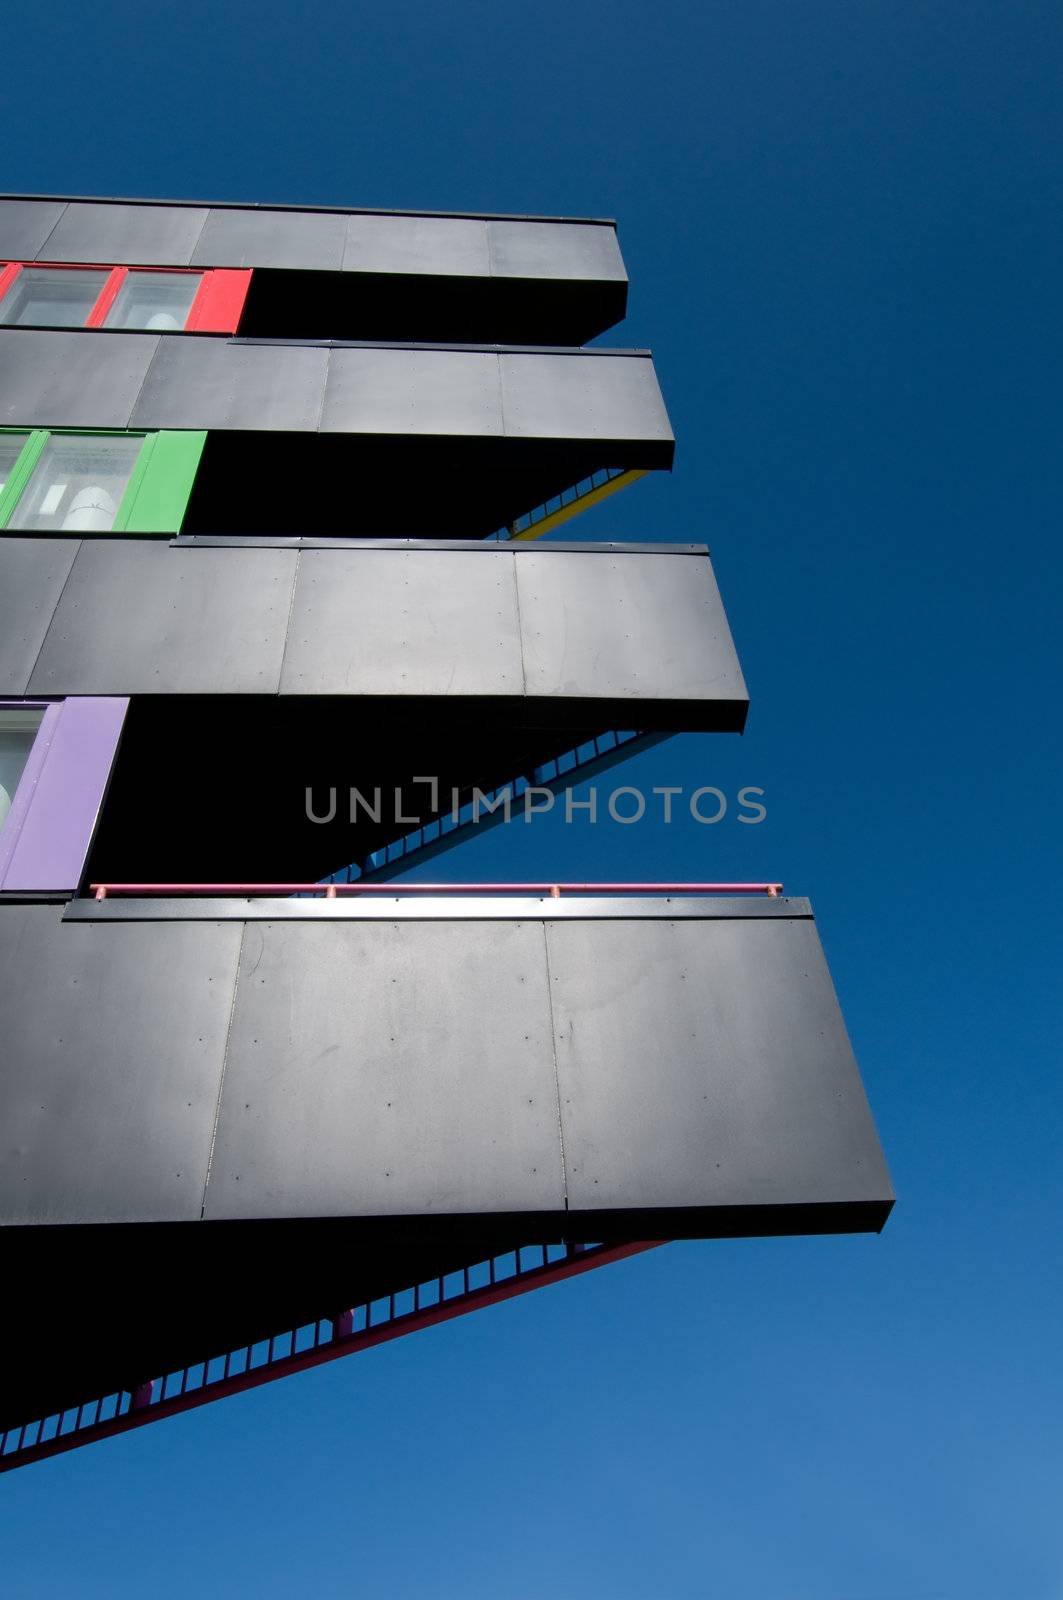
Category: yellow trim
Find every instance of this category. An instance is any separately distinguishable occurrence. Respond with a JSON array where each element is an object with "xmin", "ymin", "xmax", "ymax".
[{"xmin": 508, "ymin": 468, "xmax": 648, "ymax": 541}]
